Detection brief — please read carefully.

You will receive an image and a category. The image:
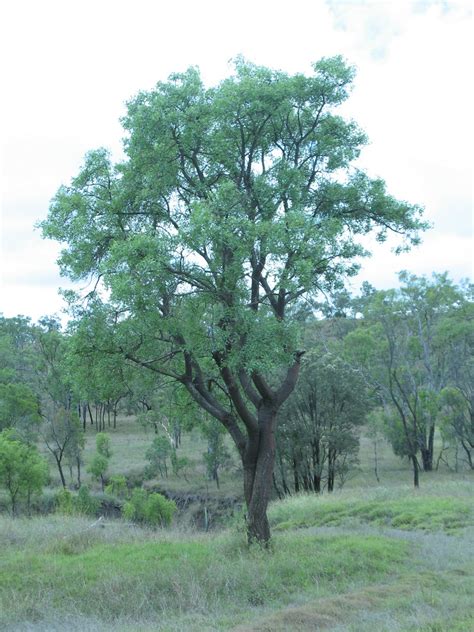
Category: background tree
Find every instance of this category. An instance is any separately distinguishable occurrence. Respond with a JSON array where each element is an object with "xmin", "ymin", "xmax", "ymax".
[
  {"xmin": 145, "ymin": 435, "xmax": 172, "ymax": 479},
  {"xmin": 0, "ymin": 317, "xmax": 41, "ymax": 435},
  {"xmin": 201, "ymin": 419, "xmax": 232, "ymax": 489},
  {"xmin": 40, "ymin": 405, "xmax": 82, "ymax": 488},
  {"xmin": 346, "ymin": 273, "xmax": 471, "ymax": 486},
  {"xmin": 0, "ymin": 430, "xmax": 49, "ymax": 515},
  {"xmin": 276, "ymin": 351, "xmax": 368, "ymax": 494},
  {"xmin": 87, "ymin": 432, "xmax": 112, "ymax": 490},
  {"xmin": 41, "ymin": 58, "xmax": 426, "ymax": 544}
]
